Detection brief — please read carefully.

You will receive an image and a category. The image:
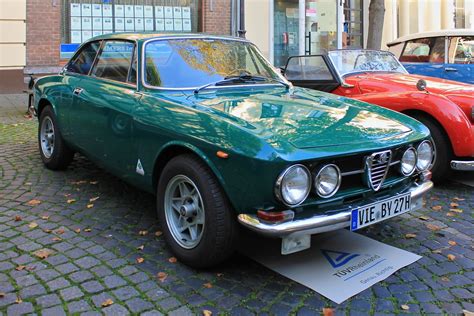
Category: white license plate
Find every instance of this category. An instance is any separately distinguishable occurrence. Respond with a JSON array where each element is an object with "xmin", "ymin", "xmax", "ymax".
[{"xmin": 350, "ymin": 193, "xmax": 411, "ymax": 231}]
